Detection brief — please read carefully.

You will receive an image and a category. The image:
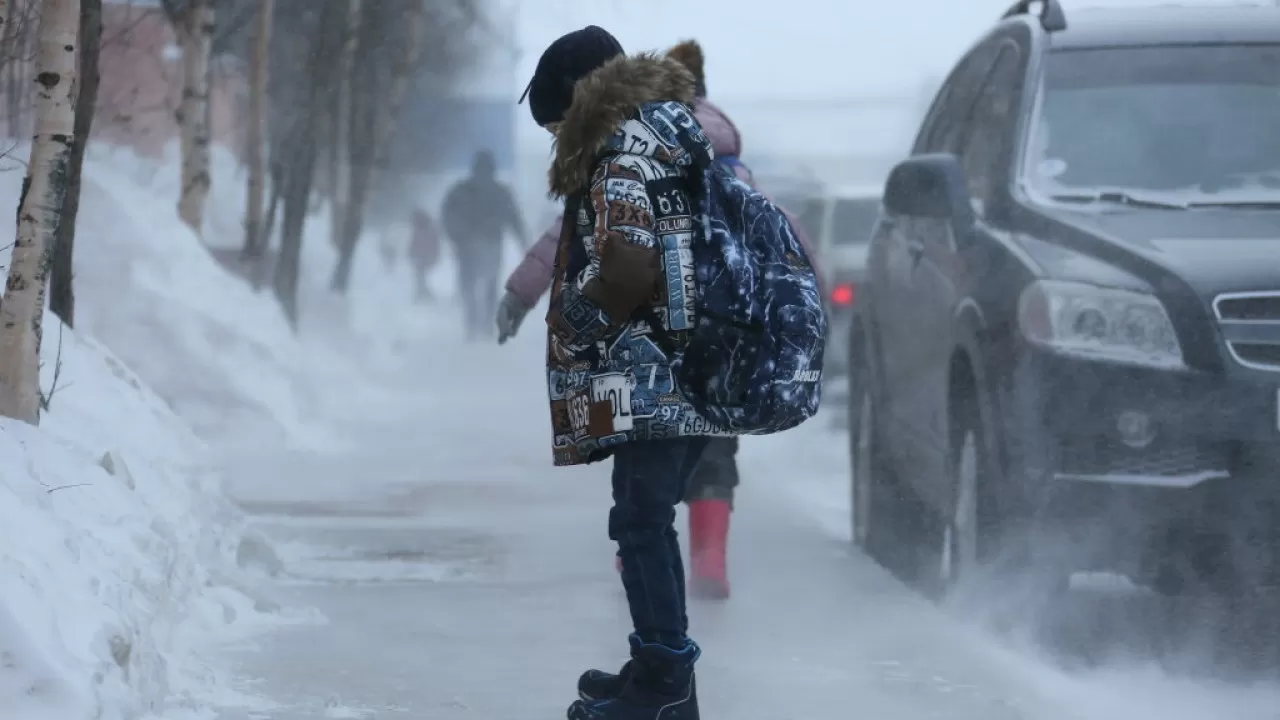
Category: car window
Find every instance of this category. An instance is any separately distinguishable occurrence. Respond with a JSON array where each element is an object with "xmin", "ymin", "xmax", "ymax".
[
  {"xmin": 915, "ymin": 41, "xmax": 1001, "ymax": 155},
  {"xmin": 958, "ymin": 43, "xmax": 1024, "ymax": 214},
  {"xmin": 1025, "ymin": 44, "xmax": 1280, "ymax": 200},
  {"xmin": 828, "ymin": 198, "xmax": 880, "ymax": 245}
]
